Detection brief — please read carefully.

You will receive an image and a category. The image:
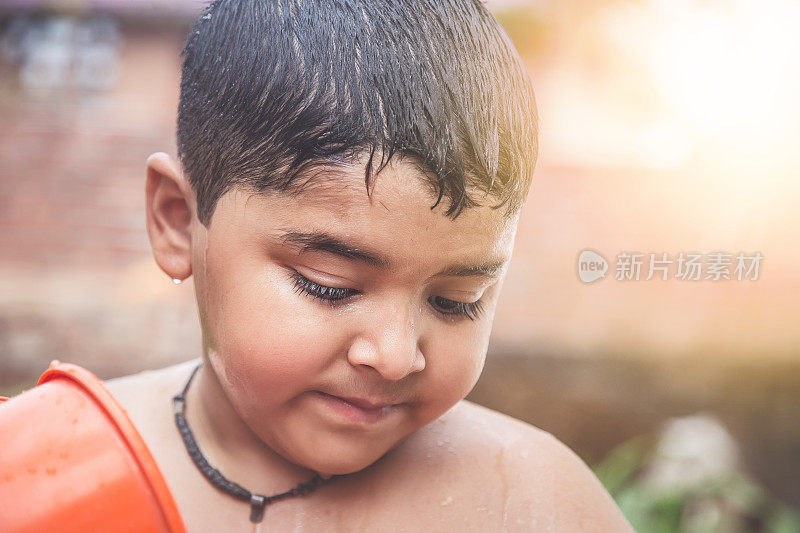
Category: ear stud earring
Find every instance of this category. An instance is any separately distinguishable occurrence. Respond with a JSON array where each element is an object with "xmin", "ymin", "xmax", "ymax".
[{"xmin": 172, "ymin": 278, "xmax": 183, "ymax": 285}]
